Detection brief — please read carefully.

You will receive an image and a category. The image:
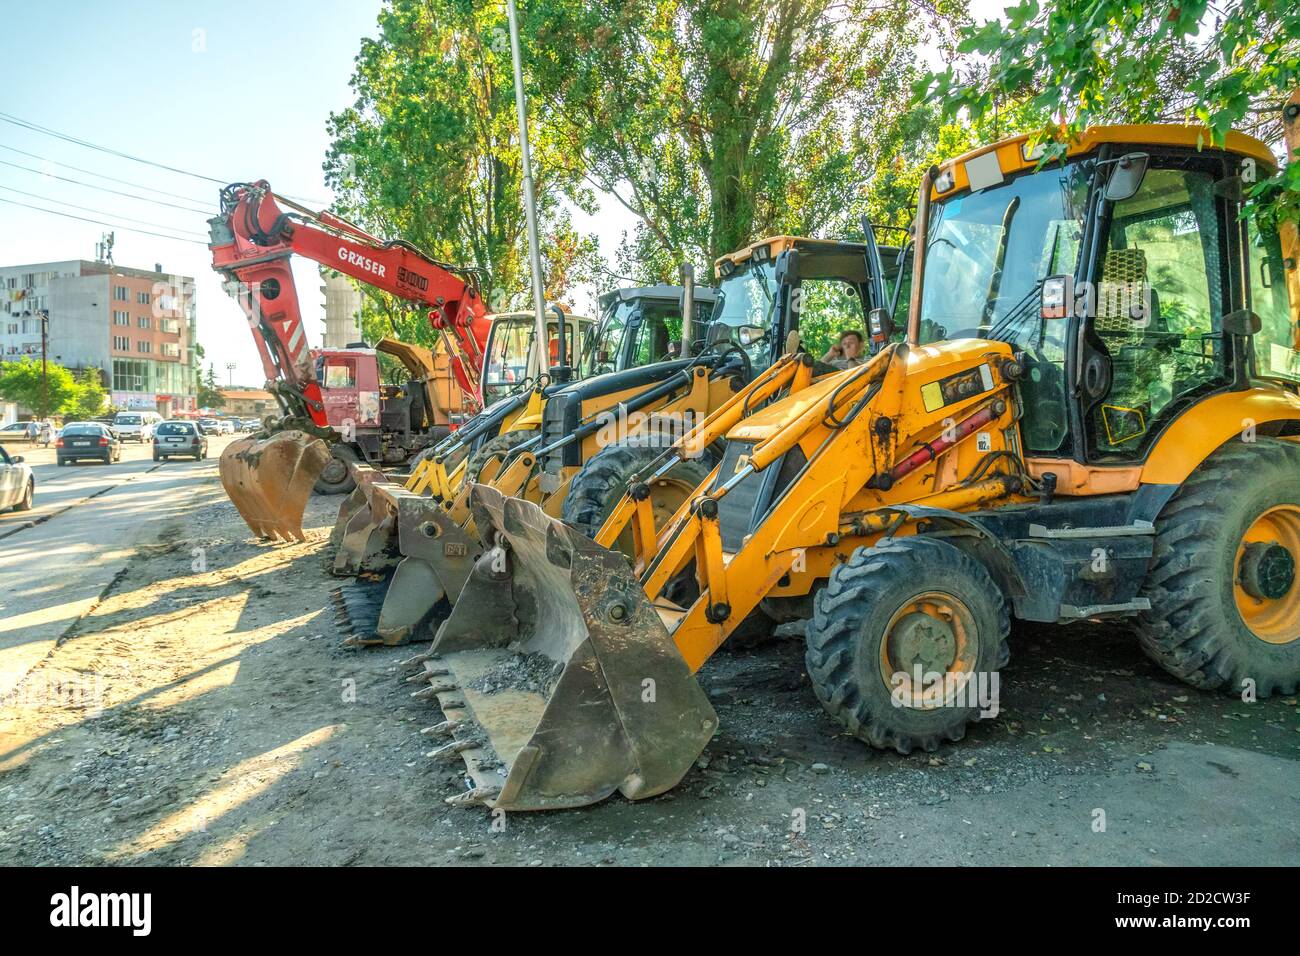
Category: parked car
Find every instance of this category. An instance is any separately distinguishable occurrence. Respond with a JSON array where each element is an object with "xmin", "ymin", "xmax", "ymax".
[
  {"xmin": 0, "ymin": 444, "xmax": 34, "ymax": 512},
  {"xmin": 242, "ymin": 419, "xmax": 263, "ymax": 432},
  {"xmin": 0, "ymin": 421, "xmax": 37, "ymax": 443},
  {"xmin": 113, "ymin": 410, "xmax": 161, "ymax": 443},
  {"xmin": 56, "ymin": 422, "xmax": 122, "ymax": 465},
  {"xmin": 153, "ymin": 420, "xmax": 208, "ymax": 461},
  {"xmin": 197, "ymin": 418, "xmax": 220, "ymax": 435},
  {"xmin": 217, "ymin": 419, "xmax": 235, "ymax": 435}
]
